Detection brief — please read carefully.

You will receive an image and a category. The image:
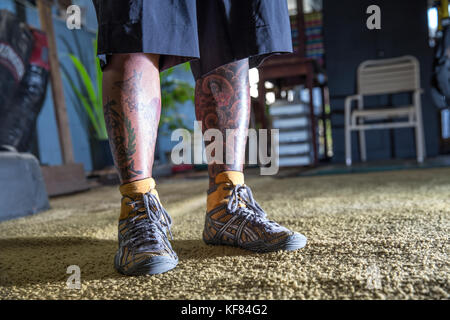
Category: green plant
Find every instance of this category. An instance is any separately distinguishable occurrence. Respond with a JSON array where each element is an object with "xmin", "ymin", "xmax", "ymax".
[
  {"xmin": 159, "ymin": 64, "xmax": 194, "ymax": 132},
  {"xmin": 62, "ymin": 38, "xmax": 107, "ymax": 140}
]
